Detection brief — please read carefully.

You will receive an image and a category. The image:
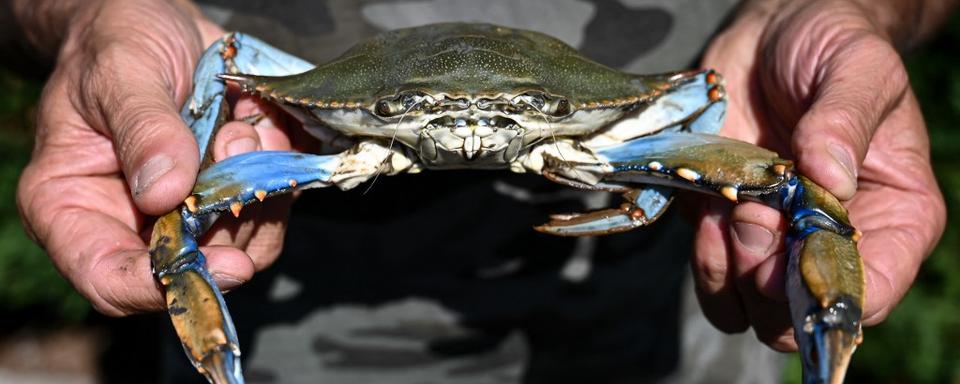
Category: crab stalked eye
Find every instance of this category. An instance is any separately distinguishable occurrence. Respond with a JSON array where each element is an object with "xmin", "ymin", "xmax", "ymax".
[
  {"xmin": 541, "ymin": 97, "xmax": 572, "ymax": 117},
  {"xmin": 374, "ymin": 99, "xmax": 404, "ymax": 117},
  {"xmin": 554, "ymin": 98, "xmax": 571, "ymax": 116}
]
